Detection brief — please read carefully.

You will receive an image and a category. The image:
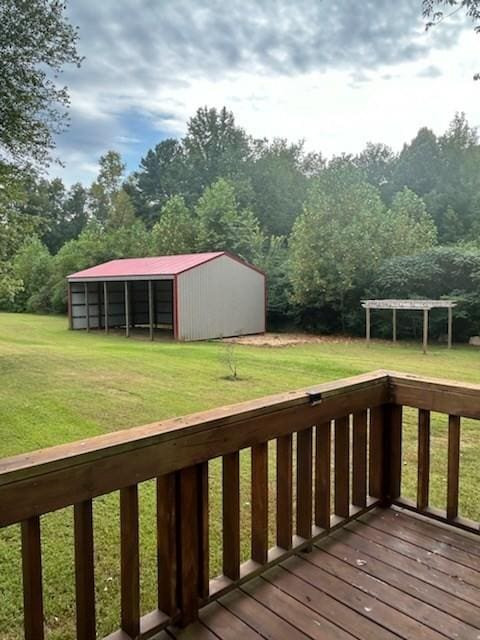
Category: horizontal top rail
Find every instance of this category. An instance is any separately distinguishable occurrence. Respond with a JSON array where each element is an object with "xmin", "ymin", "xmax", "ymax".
[
  {"xmin": 0, "ymin": 370, "xmax": 387, "ymax": 486},
  {"xmin": 388, "ymin": 370, "xmax": 480, "ymax": 419},
  {"xmin": 1, "ymin": 370, "xmax": 479, "ymax": 528}
]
